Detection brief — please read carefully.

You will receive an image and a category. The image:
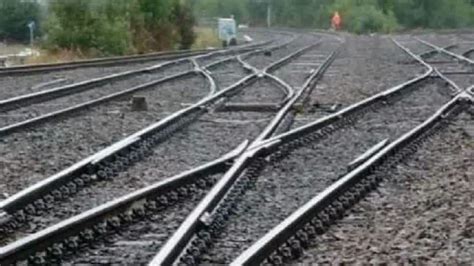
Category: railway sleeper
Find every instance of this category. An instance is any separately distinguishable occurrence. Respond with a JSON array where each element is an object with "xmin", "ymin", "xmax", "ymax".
[
  {"xmin": 0, "ymin": 109, "xmax": 206, "ymax": 235},
  {"xmin": 250, "ymin": 103, "xmax": 468, "ymax": 265},
  {"xmin": 0, "ymin": 39, "xmax": 313, "ymax": 237},
  {"xmin": 266, "ymin": 102, "xmax": 381, "ymax": 165},
  {"xmin": 15, "ymin": 175, "xmax": 219, "ymax": 266},
  {"xmin": 176, "ymin": 158, "xmax": 268, "ymax": 265}
]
